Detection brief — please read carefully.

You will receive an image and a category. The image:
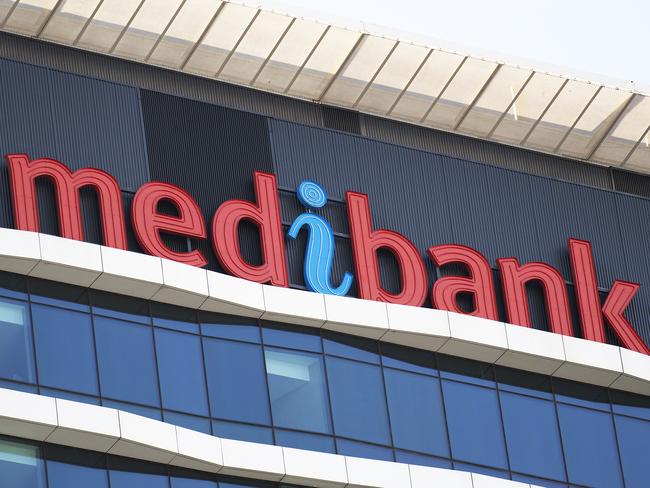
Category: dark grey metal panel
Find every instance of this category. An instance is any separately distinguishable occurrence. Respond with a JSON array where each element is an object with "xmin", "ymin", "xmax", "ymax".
[
  {"xmin": 322, "ymin": 106, "xmax": 360, "ymax": 134},
  {"xmin": 362, "ymin": 114, "xmax": 613, "ymax": 189},
  {"xmin": 47, "ymin": 69, "xmax": 150, "ymax": 191},
  {"xmin": 529, "ymin": 178, "xmax": 628, "ymax": 289},
  {"xmin": 0, "ymin": 32, "xmax": 322, "ymax": 127},
  {"xmin": 613, "ymin": 168, "xmax": 650, "ymax": 198},
  {"xmin": 441, "ymin": 156, "xmax": 541, "ymax": 265},
  {"xmin": 614, "ymin": 193, "xmax": 650, "ymax": 345},
  {"xmin": 0, "ymin": 58, "xmax": 149, "ymax": 191},
  {"xmin": 140, "ymin": 90, "xmax": 274, "ymax": 273}
]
